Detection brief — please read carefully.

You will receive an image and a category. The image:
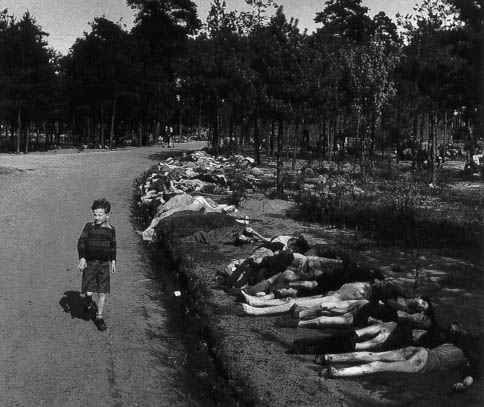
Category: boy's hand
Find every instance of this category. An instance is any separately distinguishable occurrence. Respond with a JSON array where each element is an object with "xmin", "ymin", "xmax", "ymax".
[
  {"xmin": 111, "ymin": 261, "xmax": 116, "ymax": 274},
  {"xmin": 78, "ymin": 258, "xmax": 87, "ymax": 271}
]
